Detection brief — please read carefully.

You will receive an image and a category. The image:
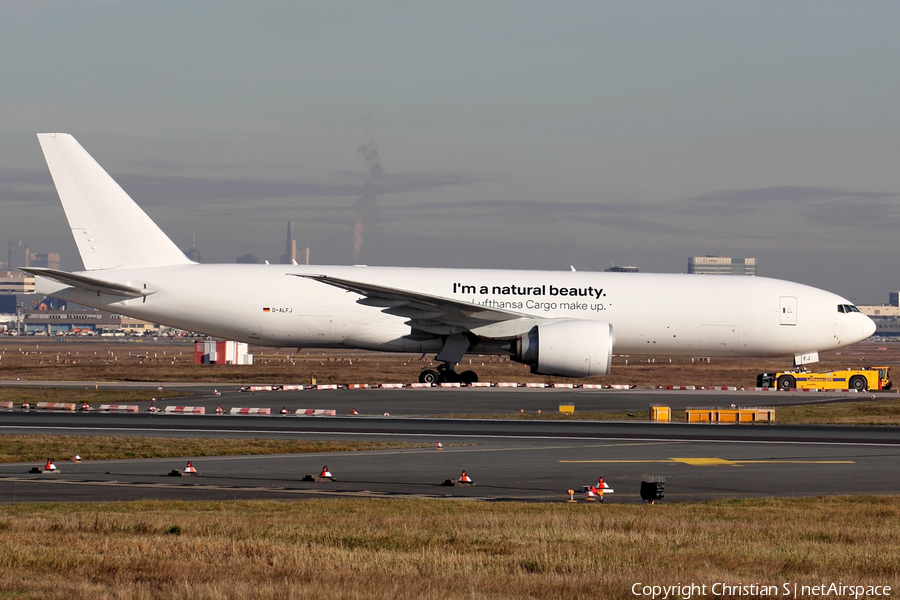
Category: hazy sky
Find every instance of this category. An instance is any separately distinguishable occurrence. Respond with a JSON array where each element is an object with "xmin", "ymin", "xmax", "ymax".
[{"xmin": 2, "ymin": 1, "xmax": 900, "ymax": 303}]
